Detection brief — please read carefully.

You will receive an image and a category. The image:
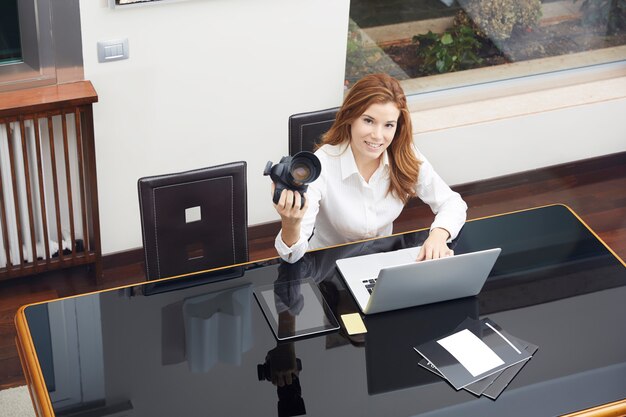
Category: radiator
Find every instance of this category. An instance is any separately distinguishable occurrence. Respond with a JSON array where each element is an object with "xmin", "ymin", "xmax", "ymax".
[{"xmin": 0, "ymin": 112, "xmax": 92, "ymax": 273}]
